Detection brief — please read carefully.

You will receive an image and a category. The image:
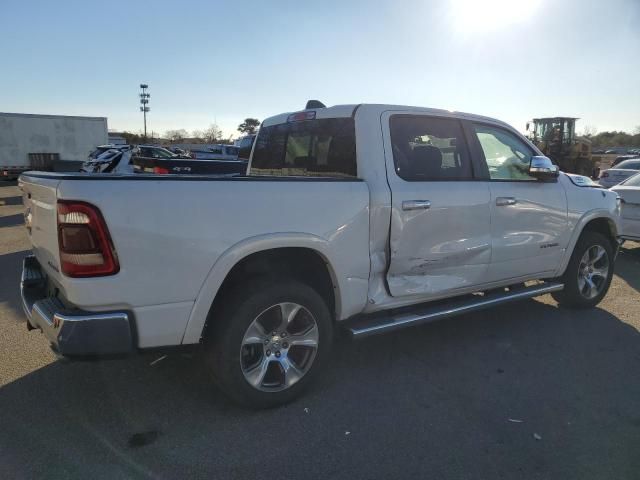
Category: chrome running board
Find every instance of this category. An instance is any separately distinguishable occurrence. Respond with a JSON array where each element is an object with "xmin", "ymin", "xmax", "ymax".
[{"xmin": 346, "ymin": 282, "xmax": 564, "ymax": 339}]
